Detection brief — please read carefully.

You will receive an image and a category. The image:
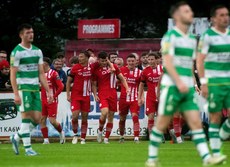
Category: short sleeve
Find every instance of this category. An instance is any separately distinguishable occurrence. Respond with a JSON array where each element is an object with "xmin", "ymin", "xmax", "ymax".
[
  {"xmin": 38, "ymin": 49, "xmax": 43, "ymax": 65},
  {"xmin": 161, "ymin": 33, "xmax": 175, "ymax": 56},
  {"xmin": 10, "ymin": 51, "xmax": 20, "ymax": 67},
  {"xmin": 70, "ymin": 64, "xmax": 78, "ymax": 76},
  {"xmin": 198, "ymin": 33, "xmax": 210, "ymax": 55}
]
